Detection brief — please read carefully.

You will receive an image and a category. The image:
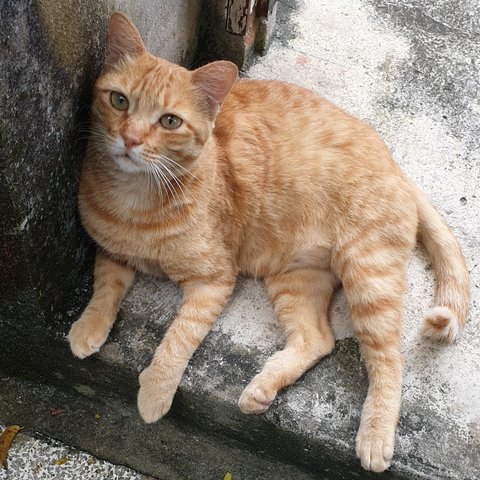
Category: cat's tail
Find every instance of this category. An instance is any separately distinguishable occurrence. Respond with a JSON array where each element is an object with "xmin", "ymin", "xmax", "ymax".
[{"xmin": 411, "ymin": 182, "xmax": 470, "ymax": 343}]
